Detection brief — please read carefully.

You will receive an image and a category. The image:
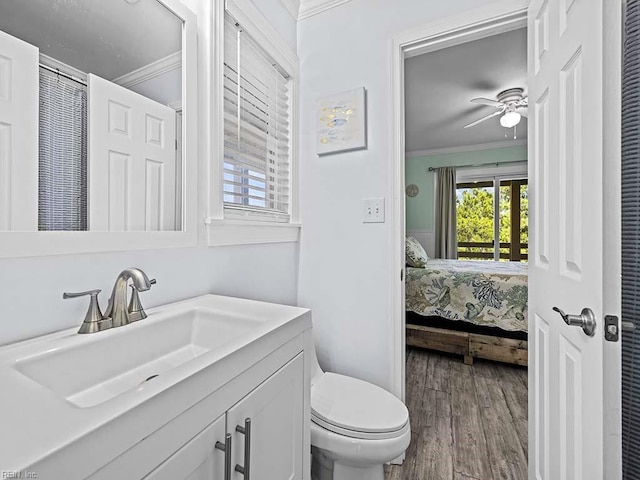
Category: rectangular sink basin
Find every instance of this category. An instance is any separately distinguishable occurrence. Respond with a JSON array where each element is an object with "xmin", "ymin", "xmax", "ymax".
[{"xmin": 14, "ymin": 306, "xmax": 262, "ymax": 408}]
